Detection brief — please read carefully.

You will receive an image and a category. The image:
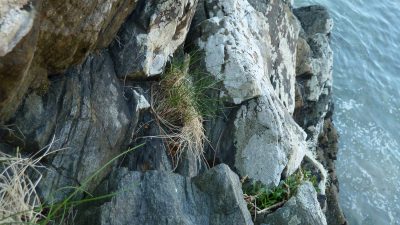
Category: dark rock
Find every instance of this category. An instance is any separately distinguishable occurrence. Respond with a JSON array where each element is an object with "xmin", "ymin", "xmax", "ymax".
[
  {"xmin": 5, "ymin": 50, "xmax": 135, "ymax": 202},
  {"xmin": 121, "ymin": 104, "xmax": 173, "ymax": 173},
  {"xmin": 77, "ymin": 164, "xmax": 253, "ymax": 225},
  {"xmin": 294, "ymin": 6, "xmax": 333, "ymax": 37},
  {"xmin": 316, "ymin": 114, "xmax": 348, "ymax": 225}
]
